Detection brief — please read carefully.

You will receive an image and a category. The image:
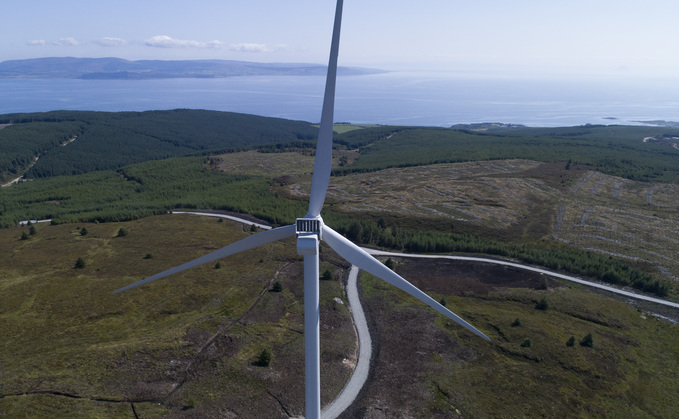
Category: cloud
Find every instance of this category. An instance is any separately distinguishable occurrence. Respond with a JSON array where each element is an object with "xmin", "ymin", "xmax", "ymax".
[
  {"xmin": 94, "ymin": 37, "xmax": 128, "ymax": 47},
  {"xmin": 145, "ymin": 35, "xmax": 223, "ymax": 49},
  {"xmin": 52, "ymin": 37, "xmax": 80, "ymax": 46},
  {"xmin": 27, "ymin": 40, "xmax": 46, "ymax": 46},
  {"xmin": 229, "ymin": 43, "xmax": 277, "ymax": 53}
]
